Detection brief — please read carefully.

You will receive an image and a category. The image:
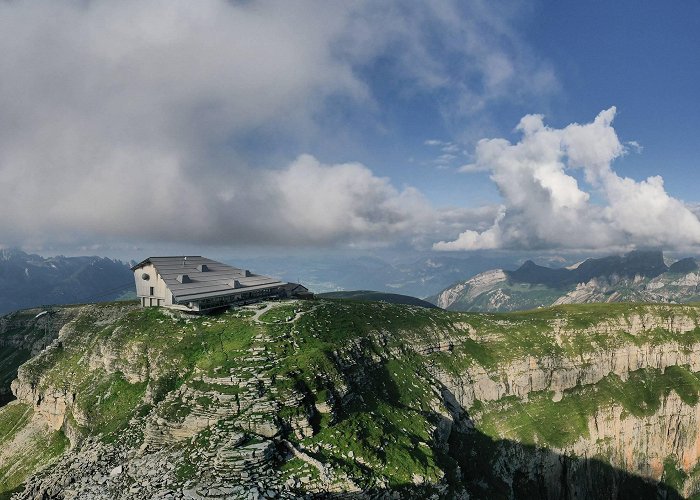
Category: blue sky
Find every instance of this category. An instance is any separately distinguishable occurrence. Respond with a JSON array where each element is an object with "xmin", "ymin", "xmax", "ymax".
[
  {"xmin": 301, "ymin": 1, "xmax": 700, "ymax": 206},
  {"xmin": 529, "ymin": 2, "xmax": 700, "ymax": 199},
  {"xmin": 1, "ymin": 1, "xmax": 699, "ymax": 257}
]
